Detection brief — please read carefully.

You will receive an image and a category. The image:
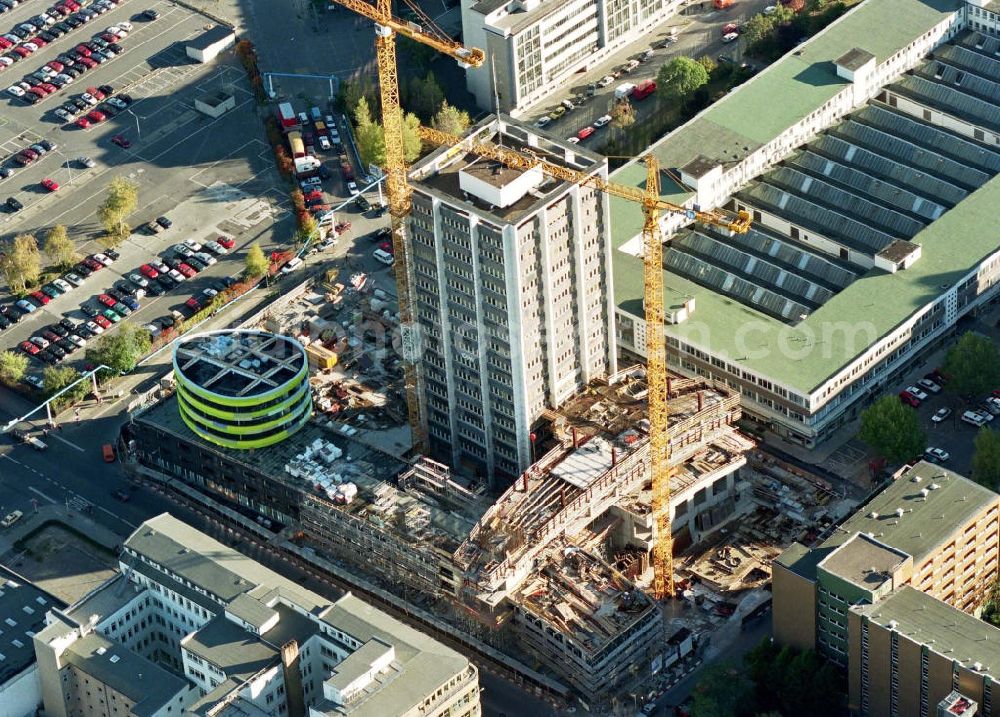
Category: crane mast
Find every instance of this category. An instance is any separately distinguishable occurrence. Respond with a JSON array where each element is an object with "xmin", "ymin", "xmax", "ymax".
[{"xmin": 329, "ymin": 0, "xmax": 484, "ymax": 452}]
